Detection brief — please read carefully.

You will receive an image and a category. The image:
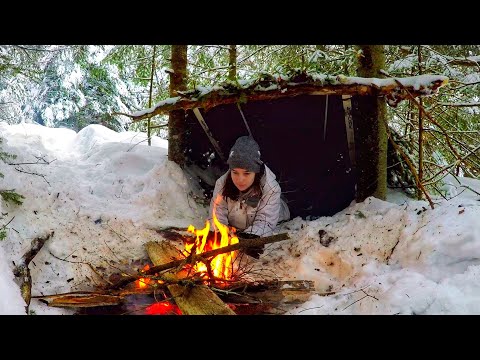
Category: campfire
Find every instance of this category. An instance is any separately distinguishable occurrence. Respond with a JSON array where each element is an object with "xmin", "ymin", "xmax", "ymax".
[
  {"xmin": 30, "ymin": 203, "xmax": 313, "ymax": 315},
  {"xmin": 129, "ymin": 207, "xmax": 242, "ymax": 314},
  {"xmin": 183, "ymin": 211, "xmax": 239, "ymax": 283},
  {"xmin": 135, "ymin": 206, "xmax": 240, "ymax": 292}
]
